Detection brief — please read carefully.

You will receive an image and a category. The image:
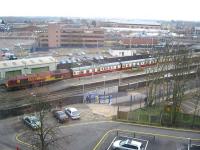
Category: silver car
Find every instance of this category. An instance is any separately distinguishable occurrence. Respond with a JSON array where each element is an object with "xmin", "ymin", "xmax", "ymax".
[
  {"xmin": 23, "ymin": 116, "xmax": 41, "ymax": 129},
  {"xmin": 112, "ymin": 139, "xmax": 143, "ymax": 150},
  {"xmin": 65, "ymin": 107, "xmax": 80, "ymax": 119}
]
